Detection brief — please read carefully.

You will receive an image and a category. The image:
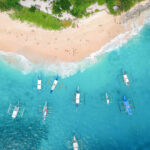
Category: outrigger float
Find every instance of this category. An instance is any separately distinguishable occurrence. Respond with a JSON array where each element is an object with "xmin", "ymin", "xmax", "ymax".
[
  {"xmin": 123, "ymin": 72, "xmax": 129, "ymax": 87},
  {"xmin": 42, "ymin": 101, "xmax": 48, "ymax": 121},
  {"xmin": 8, "ymin": 102, "xmax": 24, "ymax": 119},
  {"xmin": 50, "ymin": 76, "xmax": 58, "ymax": 93},
  {"xmin": 119, "ymin": 96, "xmax": 135, "ymax": 115},
  {"xmin": 73, "ymin": 136, "xmax": 79, "ymax": 150}
]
